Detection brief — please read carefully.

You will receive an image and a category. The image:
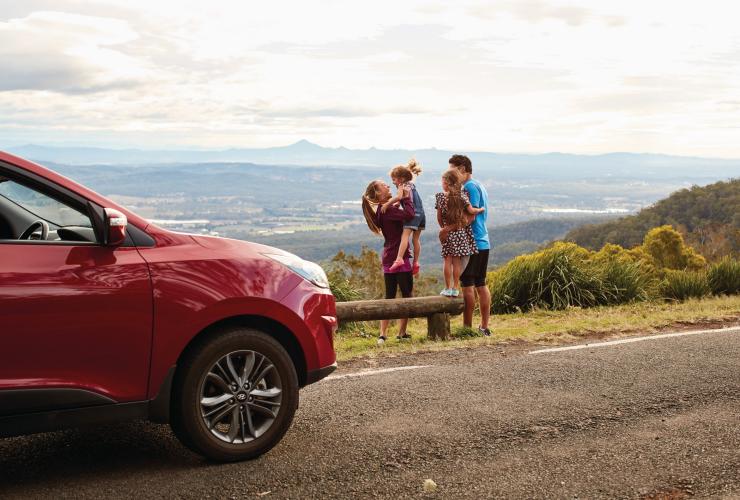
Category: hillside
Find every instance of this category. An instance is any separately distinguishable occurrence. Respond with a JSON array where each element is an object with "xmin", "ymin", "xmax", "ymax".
[
  {"xmin": 565, "ymin": 179, "xmax": 740, "ymax": 259},
  {"xmin": 252, "ymin": 216, "xmax": 611, "ymax": 268}
]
